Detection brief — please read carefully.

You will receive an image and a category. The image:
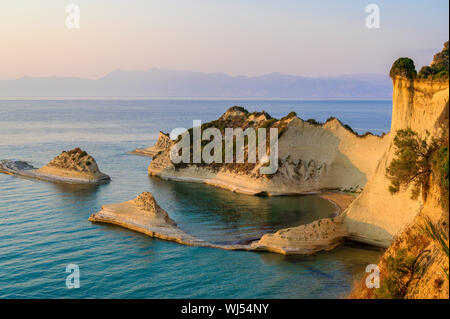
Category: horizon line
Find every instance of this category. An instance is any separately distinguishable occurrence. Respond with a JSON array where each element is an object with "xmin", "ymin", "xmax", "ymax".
[
  {"xmin": 0, "ymin": 68, "xmax": 390, "ymax": 82},
  {"xmin": 0, "ymin": 96, "xmax": 393, "ymax": 101}
]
